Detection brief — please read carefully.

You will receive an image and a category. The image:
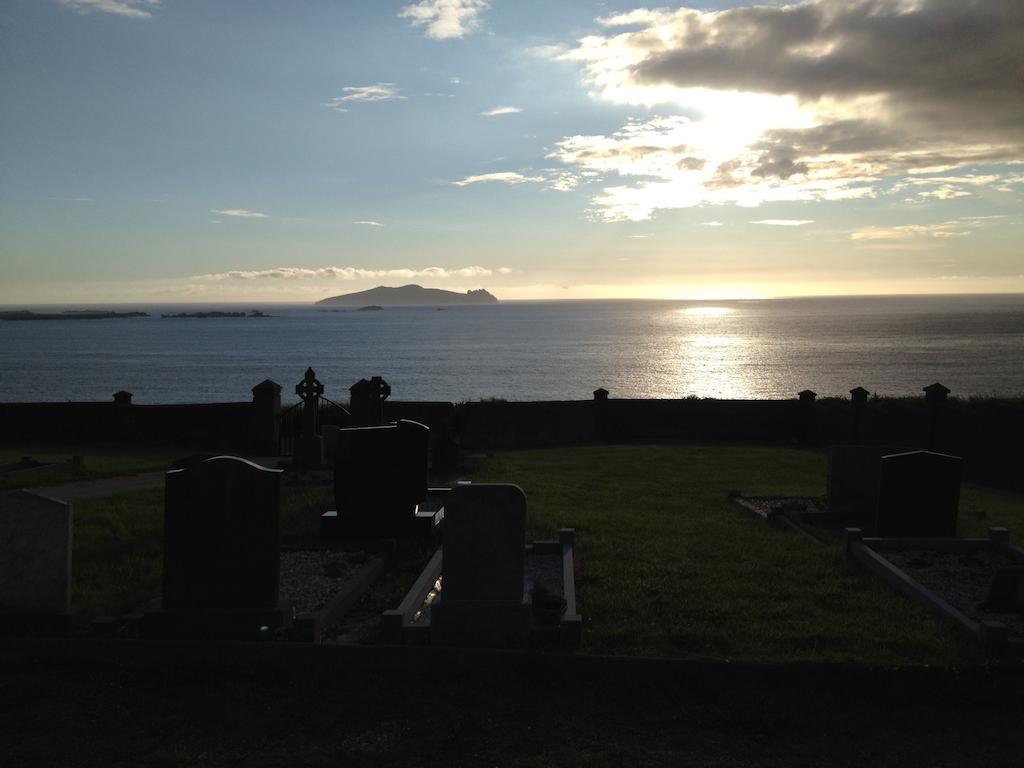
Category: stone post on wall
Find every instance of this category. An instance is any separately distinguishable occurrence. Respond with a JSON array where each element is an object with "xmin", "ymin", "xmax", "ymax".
[
  {"xmin": 849, "ymin": 386, "xmax": 869, "ymax": 445},
  {"xmin": 251, "ymin": 379, "xmax": 282, "ymax": 456},
  {"xmin": 924, "ymin": 382, "xmax": 950, "ymax": 451},
  {"xmin": 113, "ymin": 390, "xmax": 133, "ymax": 439},
  {"xmin": 350, "ymin": 375, "xmax": 391, "ymax": 426},
  {"xmin": 797, "ymin": 389, "xmax": 817, "ymax": 444},
  {"xmin": 593, "ymin": 387, "xmax": 609, "ymax": 441}
]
